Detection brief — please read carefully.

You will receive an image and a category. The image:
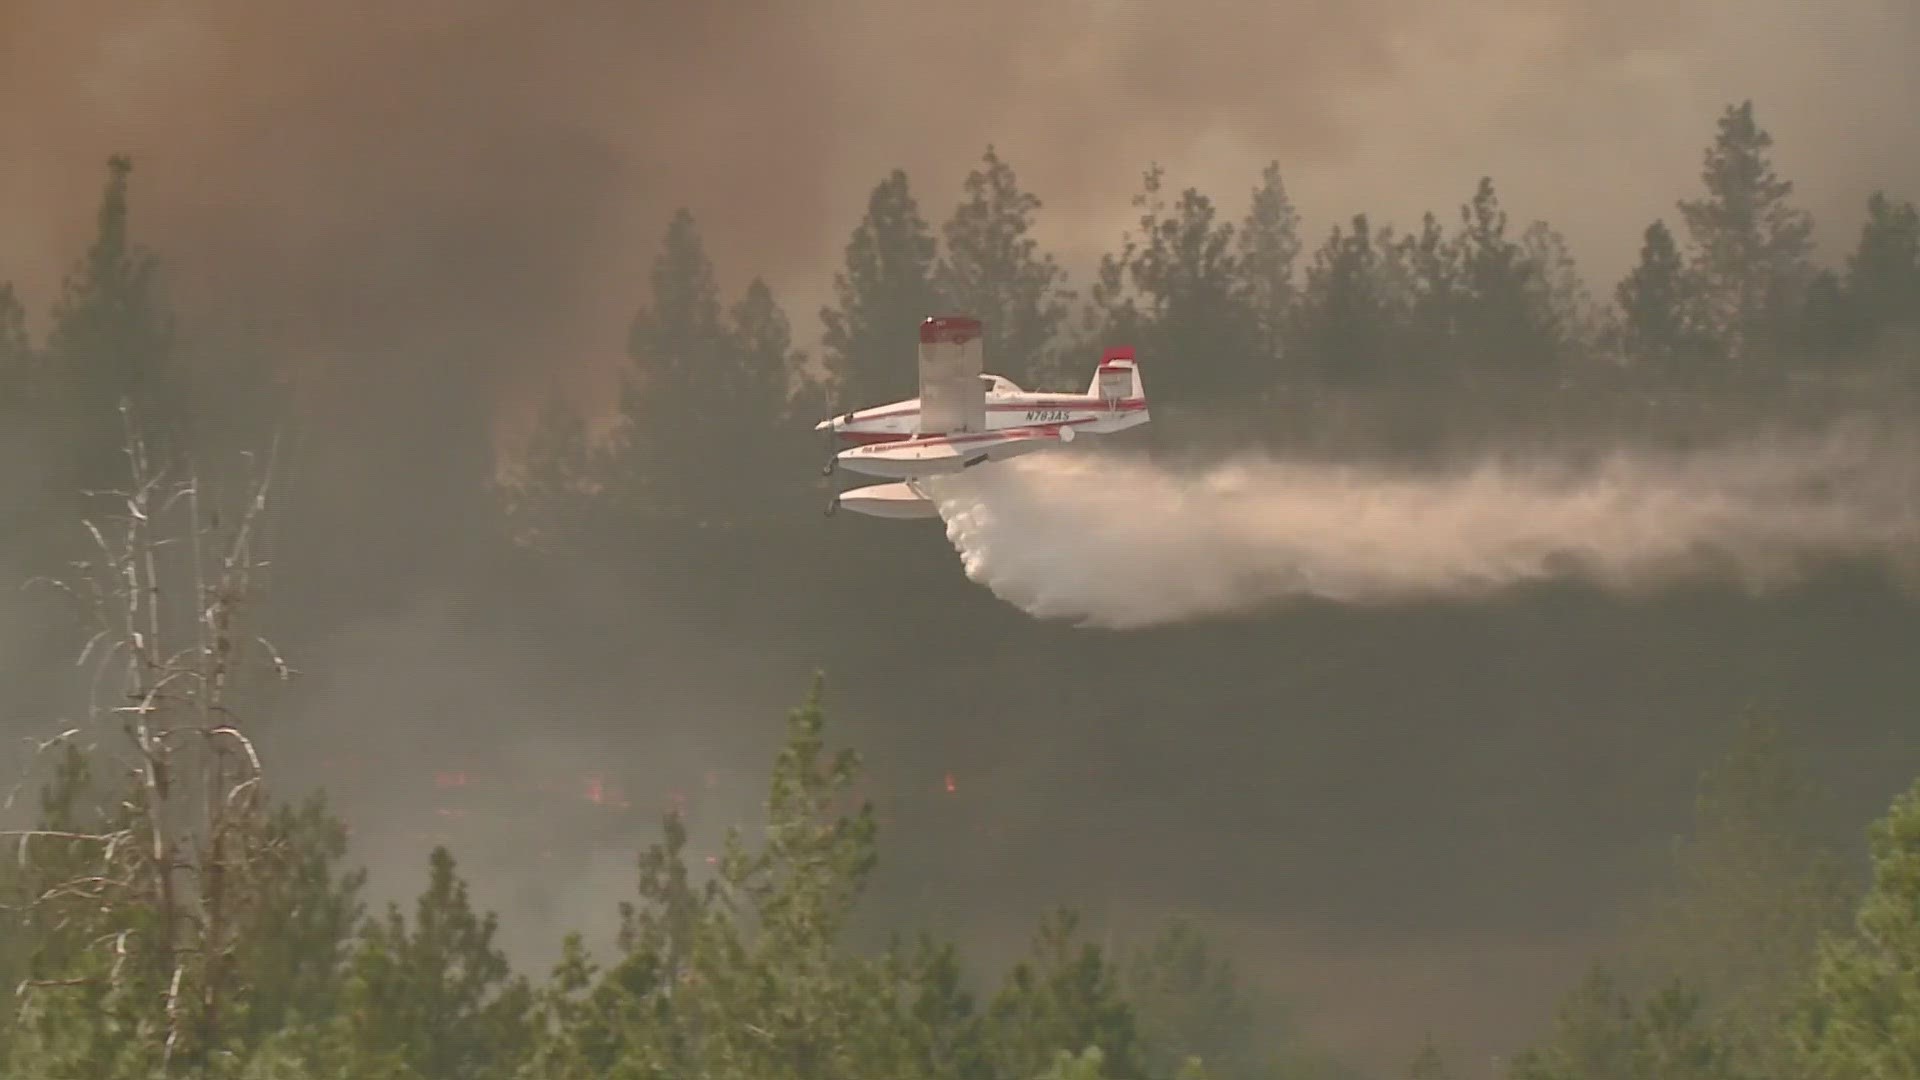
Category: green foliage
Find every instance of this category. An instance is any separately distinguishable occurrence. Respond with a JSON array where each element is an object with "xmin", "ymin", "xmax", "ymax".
[
  {"xmin": 1122, "ymin": 917, "xmax": 1261, "ymax": 1080},
  {"xmin": 522, "ymin": 679, "xmax": 926, "ymax": 1079},
  {"xmin": 1234, "ymin": 162, "xmax": 1303, "ymax": 371},
  {"xmin": 42, "ymin": 156, "xmax": 185, "ymax": 489},
  {"xmin": 1036, "ymin": 1045, "xmax": 1112, "ymax": 1080},
  {"xmin": 233, "ymin": 794, "xmax": 368, "ymax": 1047},
  {"xmin": 332, "ymin": 846, "xmax": 532, "ymax": 1080},
  {"xmin": 984, "ymin": 909, "xmax": 1145, "ymax": 1080},
  {"xmin": 497, "ymin": 392, "xmax": 612, "ymax": 555},
  {"xmin": 1293, "ymin": 215, "xmax": 1394, "ymax": 386},
  {"xmin": 822, "ymin": 169, "xmax": 945, "ymax": 409},
  {"xmin": 1793, "ymin": 775, "xmax": 1920, "ymax": 1078},
  {"xmin": 1613, "ymin": 220, "xmax": 1714, "ymax": 377},
  {"xmin": 613, "ymin": 209, "xmax": 806, "ymax": 531},
  {"xmin": 1630, "ymin": 715, "xmax": 1855, "ymax": 1074},
  {"xmin": 1507, "ymin": 967, "xmax": 1742, "ymax": 1080},
  {"xmin": 0, "ymin": 281, "xmax": 33, "ymax": 407},
  {"xmin": 1806, "ymin": 192, "xmax": 1920, "ymax": 365},
  {"xmin": 1378, "ymin": 212, "xmax": 1460, "ymax": 386},
  {"xmin": 1450, "ymin": 178, "xmax": 1581, "ymax": 383},
  {"xmin": 1086, "ymin": 164, "xmax": 1265, "ymax": 410},
  {"xmin": 1677, "ymin": 100, "xmax": 1816, "ymax": 374},
  {"xmin": 935, "ymin": 146, "xmax": 1075, "ymax": 390}
]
